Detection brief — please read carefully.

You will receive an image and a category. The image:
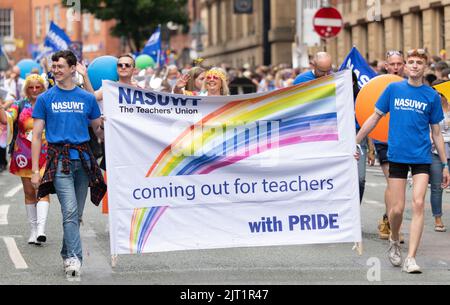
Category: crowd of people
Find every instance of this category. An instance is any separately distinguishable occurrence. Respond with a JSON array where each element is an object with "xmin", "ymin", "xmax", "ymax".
[{"xmin": 0, "ymin": 46, "xmax": 450, "ymax": 278}]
